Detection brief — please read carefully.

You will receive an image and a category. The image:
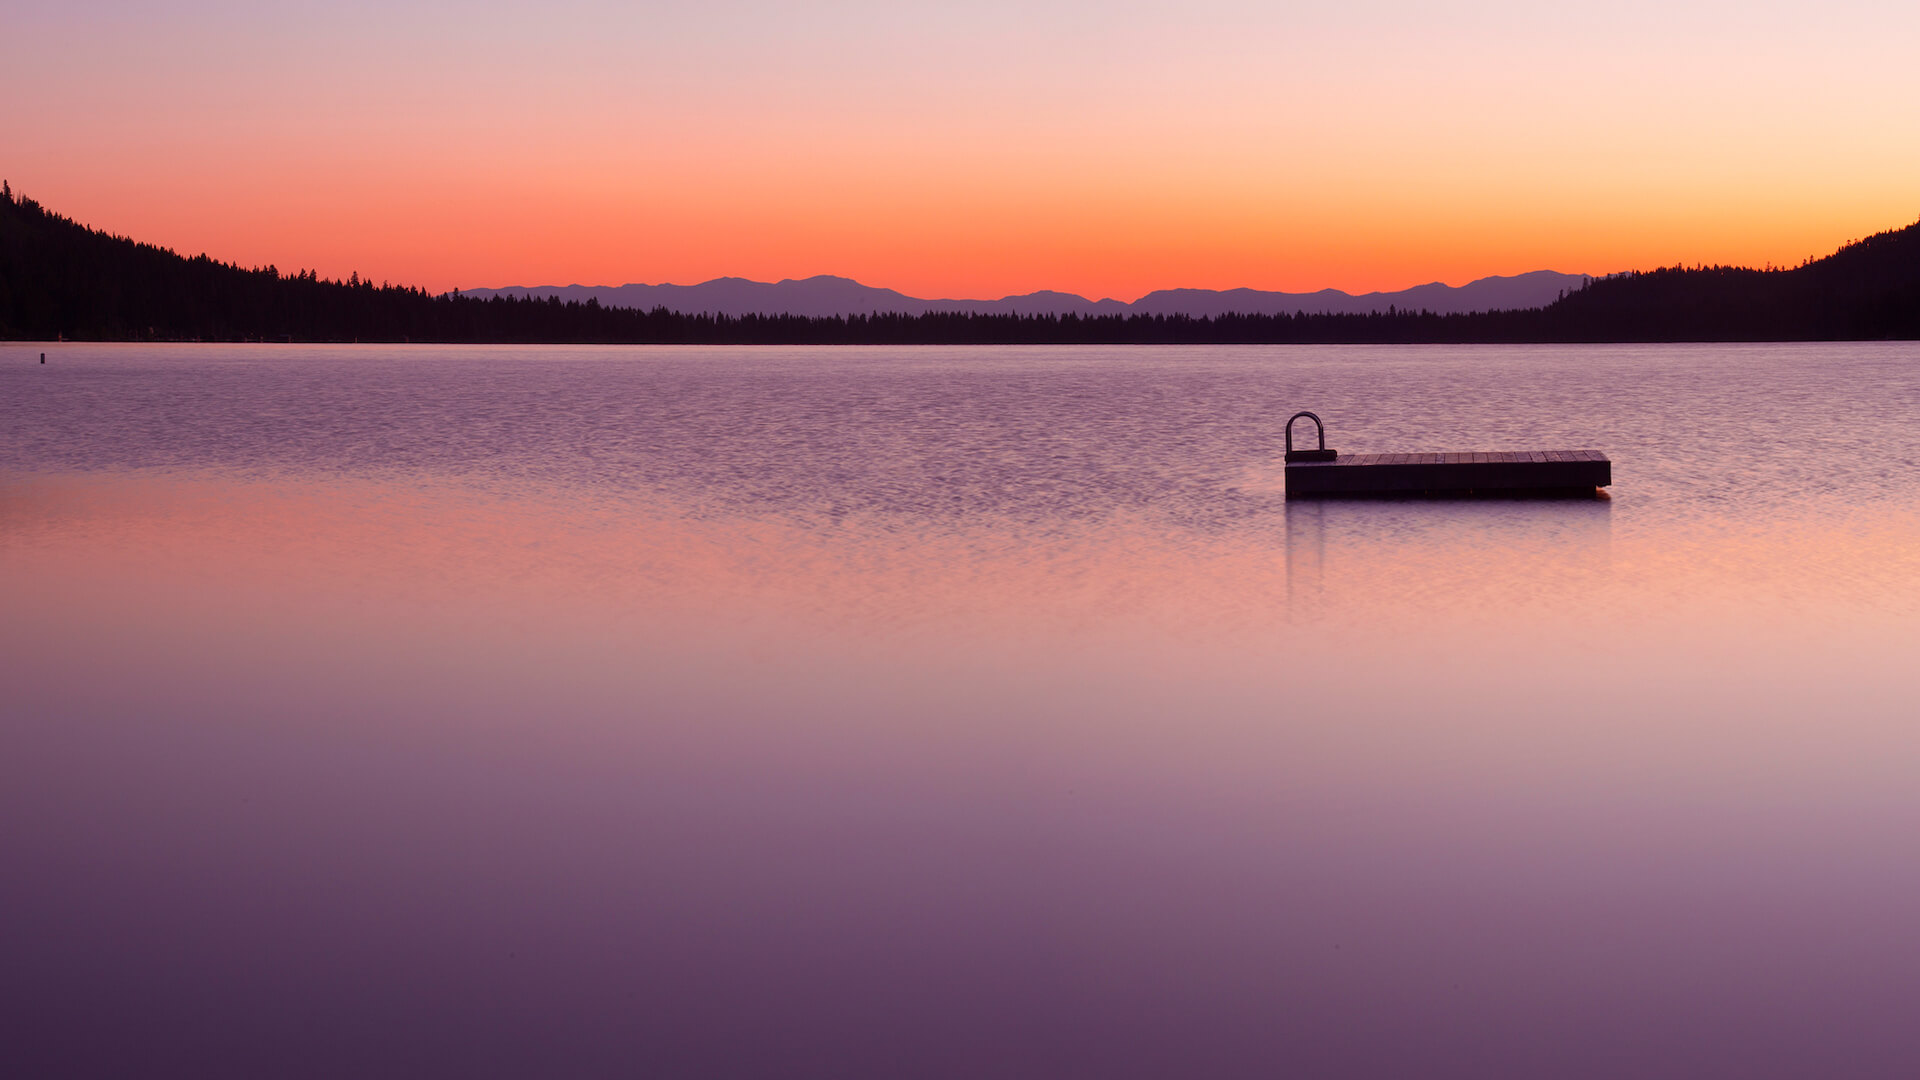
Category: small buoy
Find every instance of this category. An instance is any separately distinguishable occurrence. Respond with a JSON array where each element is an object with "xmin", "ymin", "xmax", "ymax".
[{"xmin": 40, "ymin": 352, "xmax": 46, "ymax": 363}]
